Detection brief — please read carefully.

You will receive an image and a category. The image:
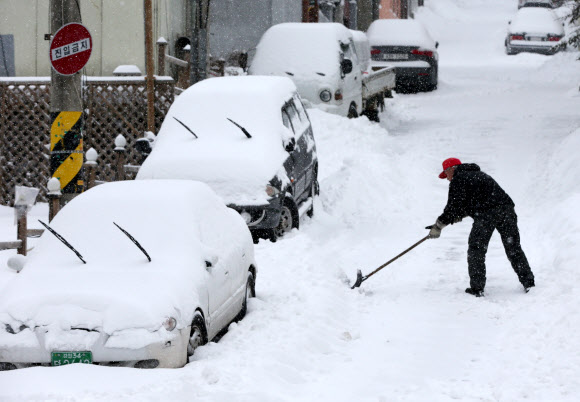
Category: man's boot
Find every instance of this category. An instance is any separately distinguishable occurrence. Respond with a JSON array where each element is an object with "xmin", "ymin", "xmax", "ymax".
[{"xmin": 465, "ymin": 288, "xmax": 484, "ymax": 297}]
